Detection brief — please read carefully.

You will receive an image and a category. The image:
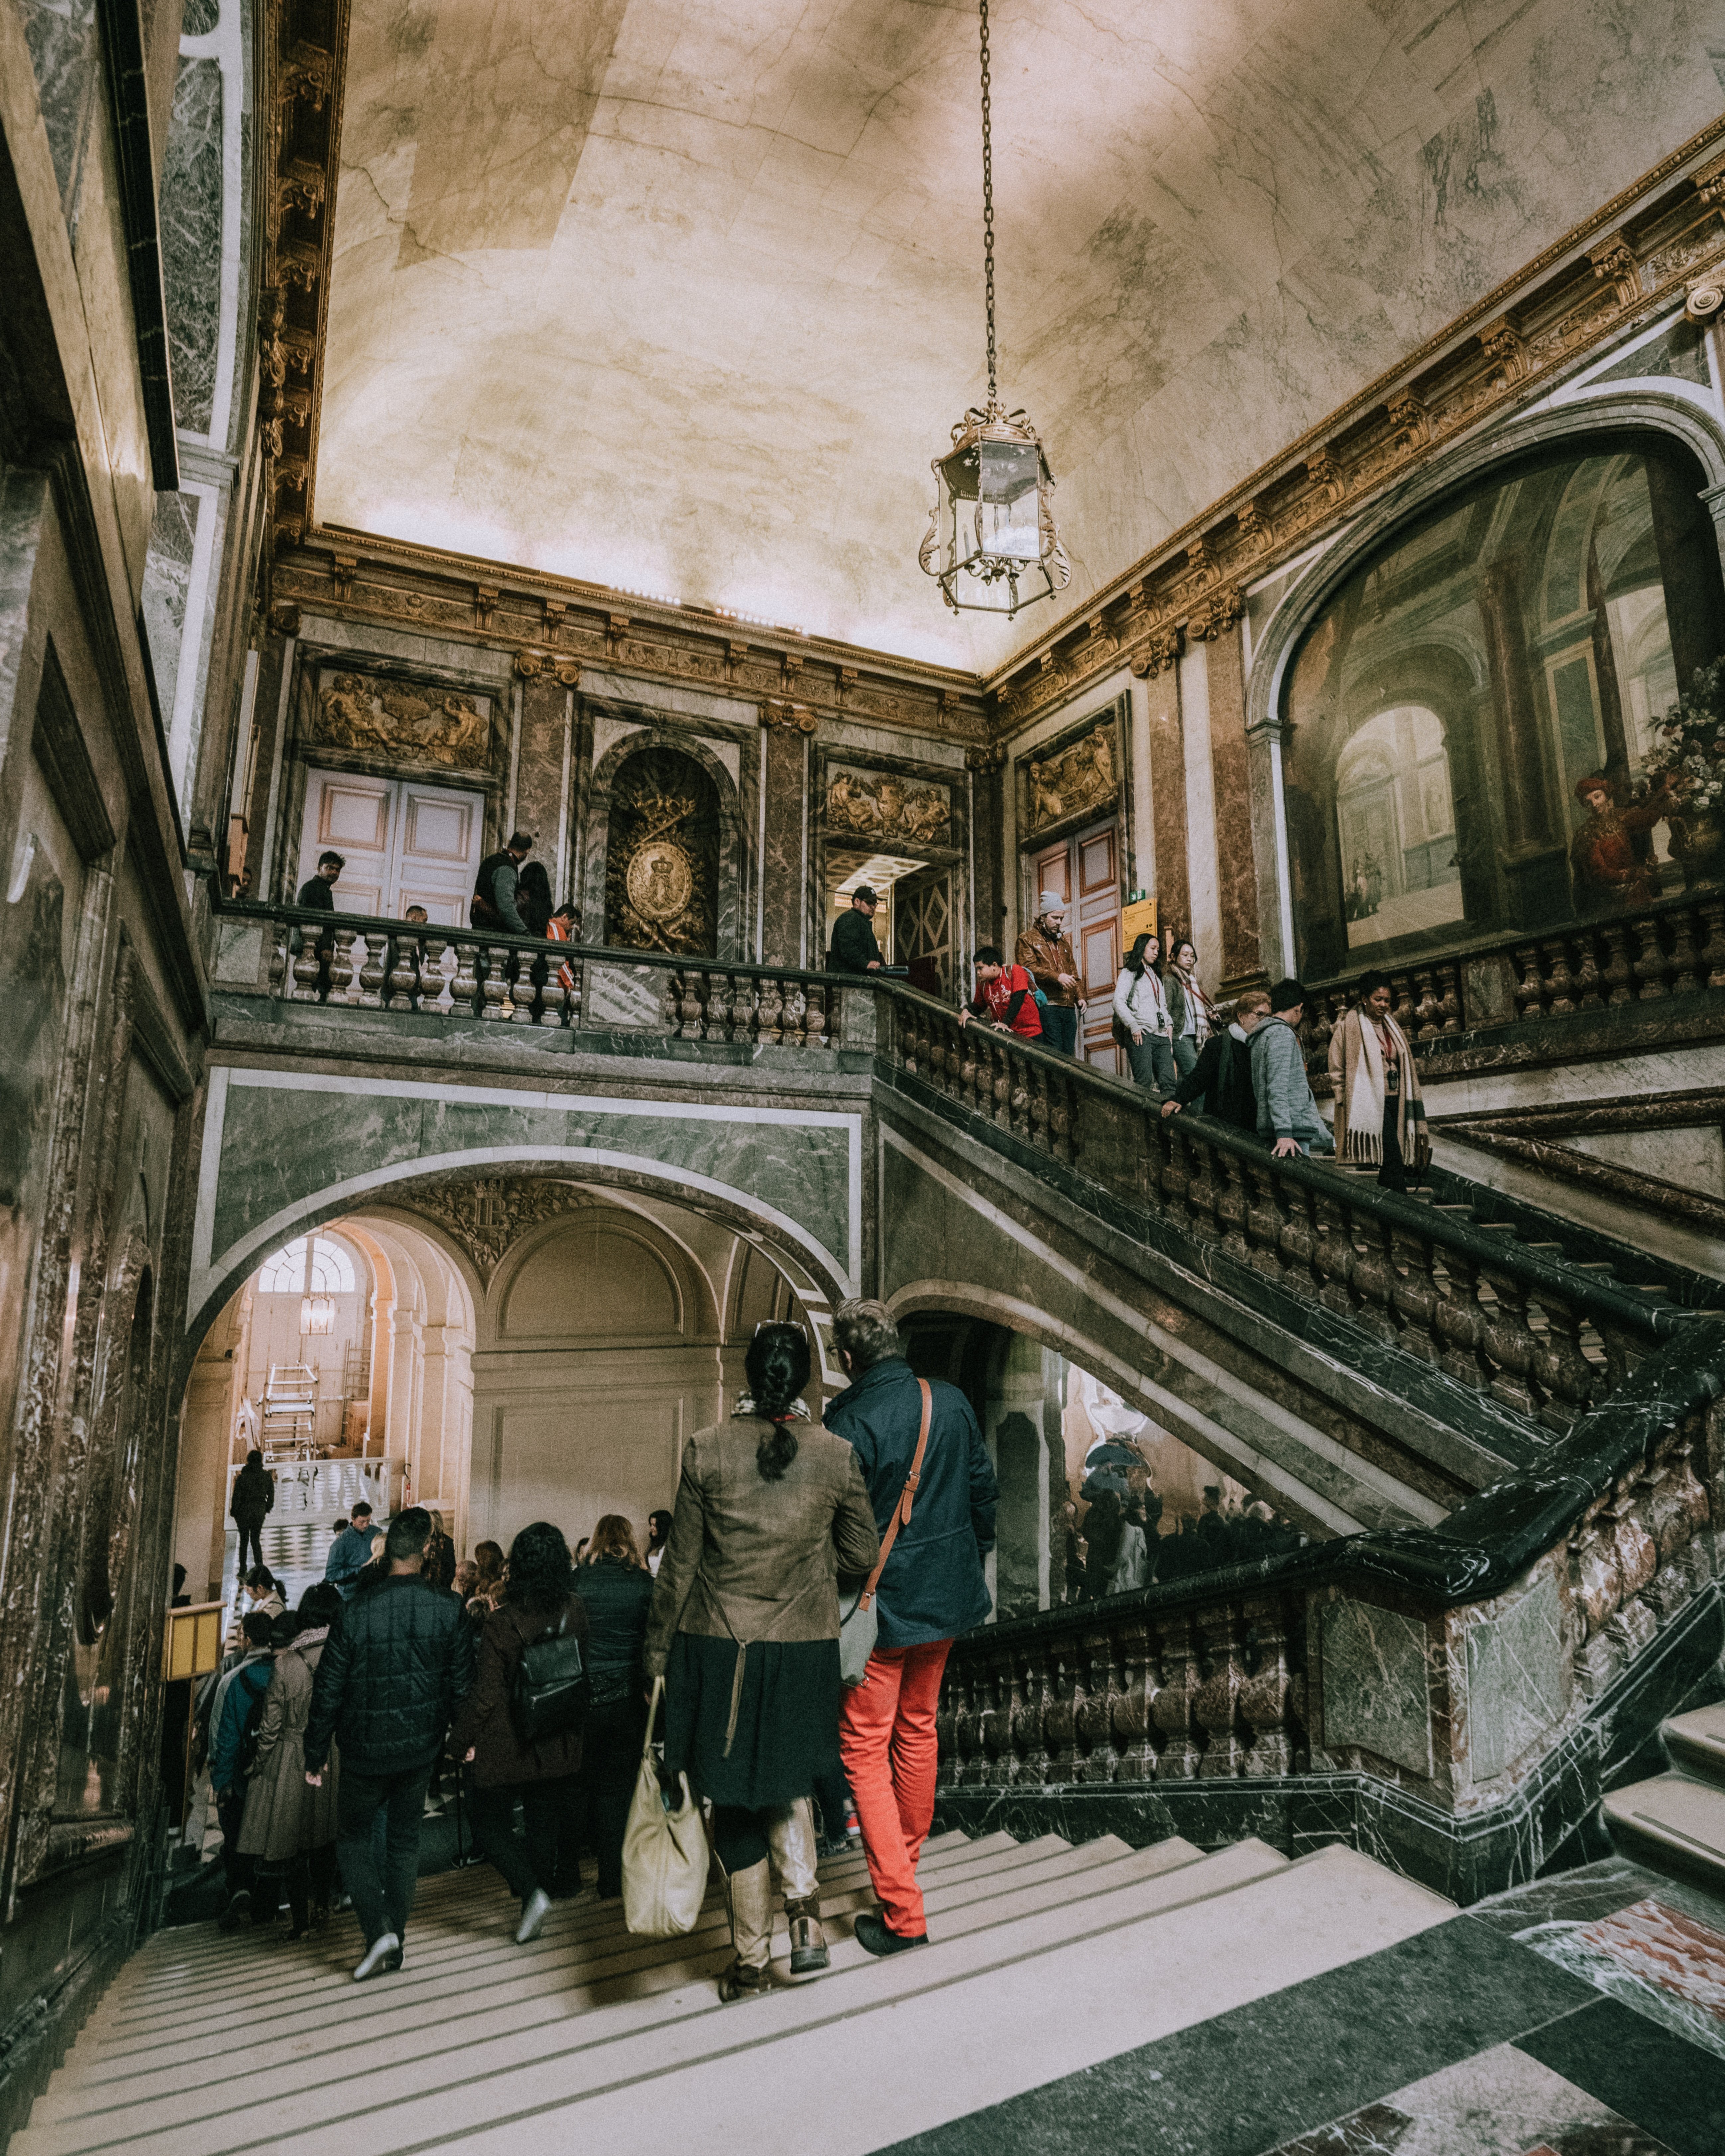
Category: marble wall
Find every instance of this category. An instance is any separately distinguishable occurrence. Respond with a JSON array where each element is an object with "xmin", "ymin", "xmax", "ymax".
[
  {"xmin": 160, "ymin": 53, "xmax": 222, "ymax": 435},
  {"xmin": 15, "ymin": 0, "xmax": 99, "ymax": 217}
]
